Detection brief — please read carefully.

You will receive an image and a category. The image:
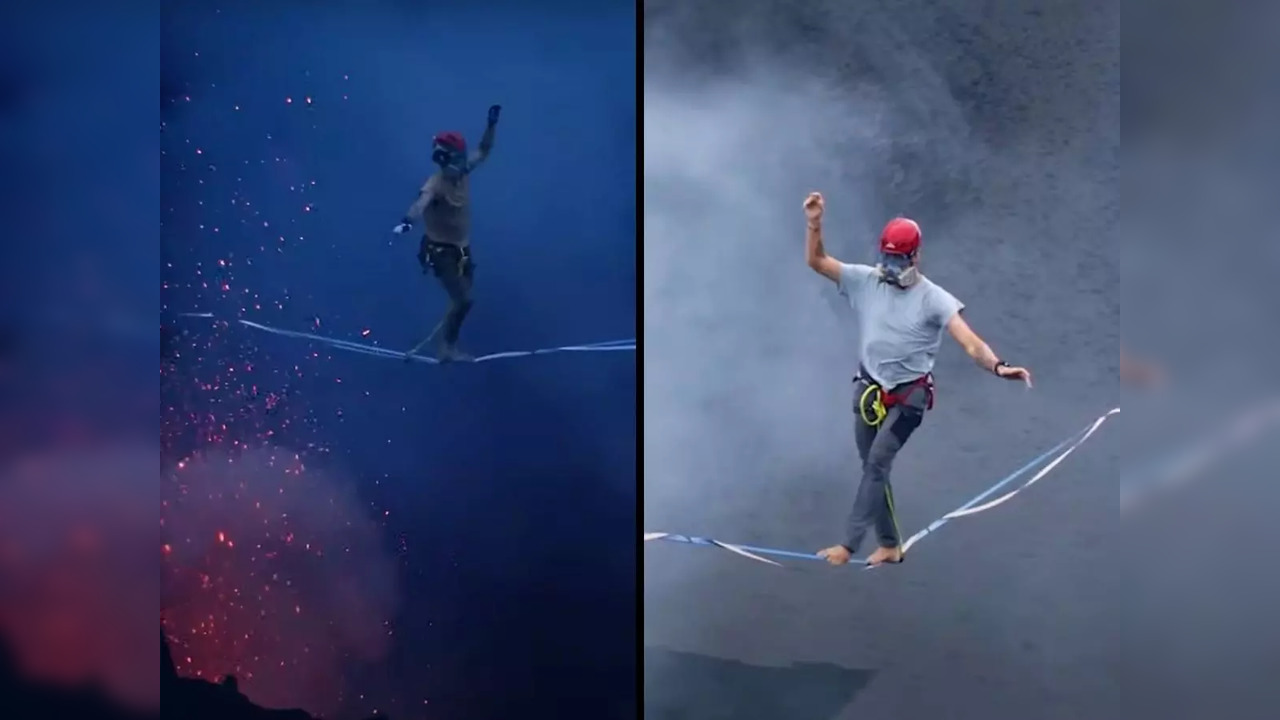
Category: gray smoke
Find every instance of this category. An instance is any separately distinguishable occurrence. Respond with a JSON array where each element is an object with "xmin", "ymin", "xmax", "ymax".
[
  {"xmin": 644, "ymin": 2, "xmax": 1120, "ymax": 717},
  {"xmin": 644, "ymin": 0, "xmax": 1117, "ymax": 562}
]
